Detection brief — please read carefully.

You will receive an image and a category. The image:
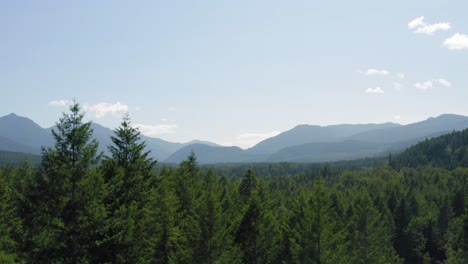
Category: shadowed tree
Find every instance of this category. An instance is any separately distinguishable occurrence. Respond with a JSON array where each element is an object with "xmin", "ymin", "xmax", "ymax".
[
  {"xmin": 25, "ymin": 102, "xmax": 106, "ymax": 263},
  {"xmin": 101, "ymin": 114, "xmax": 156, "ymax": 262}
]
